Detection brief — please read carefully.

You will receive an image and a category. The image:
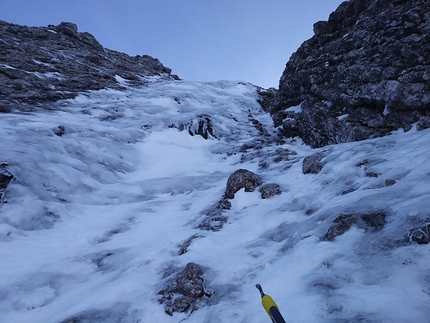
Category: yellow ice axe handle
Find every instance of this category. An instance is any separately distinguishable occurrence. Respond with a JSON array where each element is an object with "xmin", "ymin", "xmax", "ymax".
[
  {"xmin": 262, "ymin": 294, "xmax": 279, "ymax": 317},
  {"xmin": 256, "ymin": 284, "xmax": 286, "ymax": 323}
]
